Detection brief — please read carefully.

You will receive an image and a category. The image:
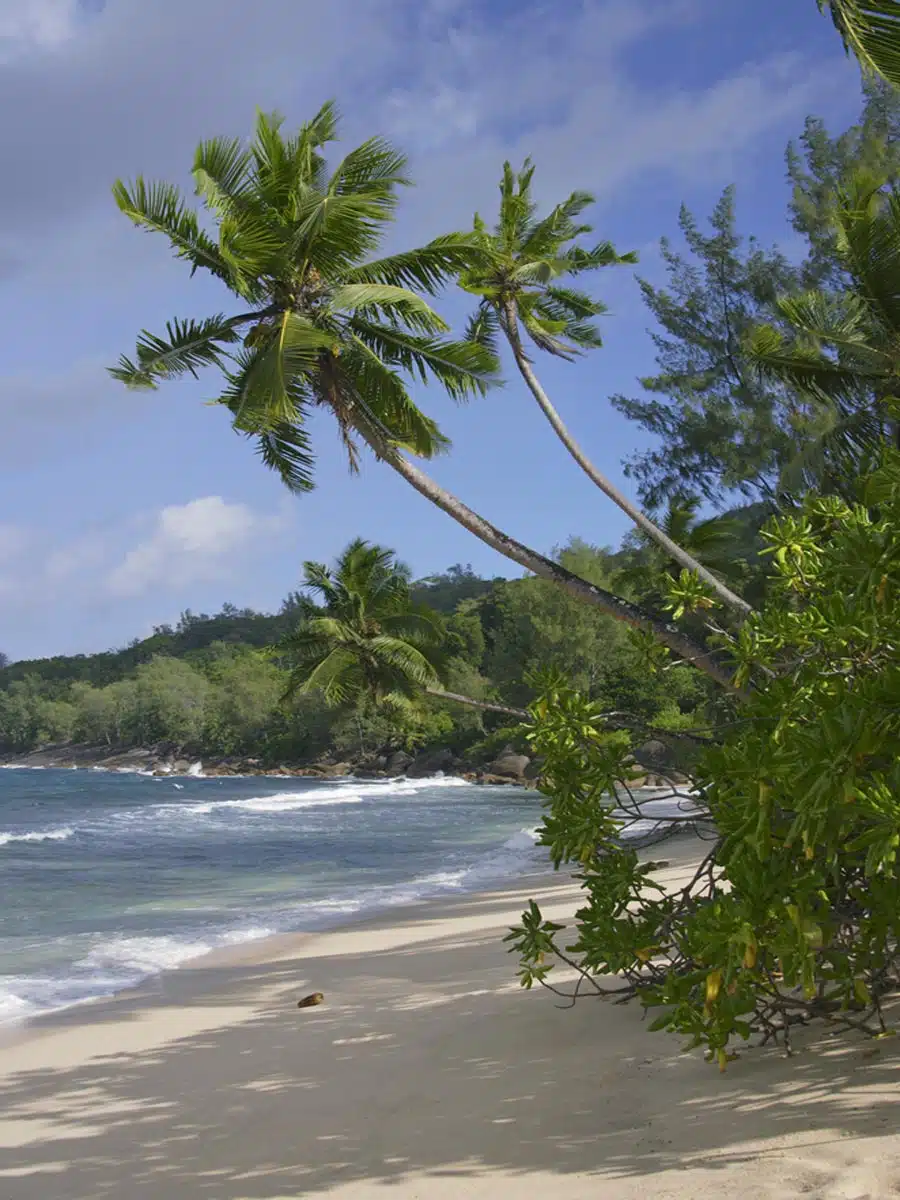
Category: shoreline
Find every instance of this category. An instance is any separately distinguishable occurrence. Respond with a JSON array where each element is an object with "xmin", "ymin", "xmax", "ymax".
[{"xmin": 1, "ymin": 831, "xmax": 897, "ymax": 1199}]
